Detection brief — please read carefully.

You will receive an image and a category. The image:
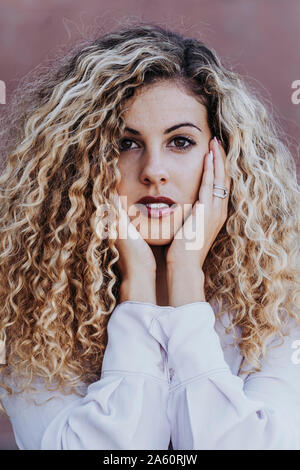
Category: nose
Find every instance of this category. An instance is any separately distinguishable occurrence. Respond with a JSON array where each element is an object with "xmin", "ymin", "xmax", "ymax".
[{"xmin": 139, "ymin": 149, "xmax": 169, "ymax": 185}]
